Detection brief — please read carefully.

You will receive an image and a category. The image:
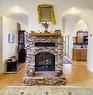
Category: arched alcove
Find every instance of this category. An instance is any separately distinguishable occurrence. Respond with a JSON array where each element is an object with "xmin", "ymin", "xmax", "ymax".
[
  {"xmin": 62, "ymin": 7, "xmax": 93, "ymax": 73},
  {"xmin": 0, "ymin": 6, "xmax": 29, "ymax": 31},
  {"xmin": 62, "ymin": 15, "xmax": 88, "ymax": 59}
]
